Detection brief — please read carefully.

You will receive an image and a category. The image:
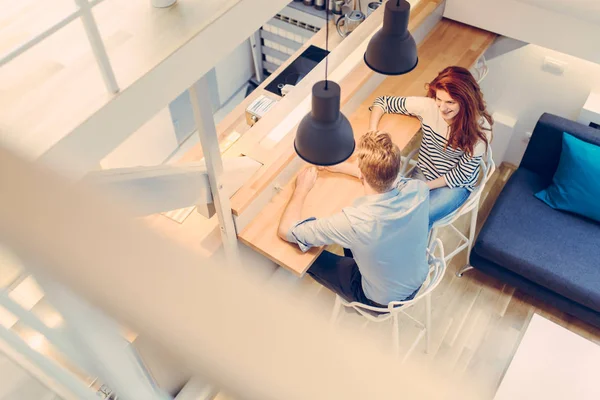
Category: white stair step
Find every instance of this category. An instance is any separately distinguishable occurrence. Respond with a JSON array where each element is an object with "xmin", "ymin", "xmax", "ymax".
[
  {"xmin": 8, "ymin": 276, "xmax": 44, "ymax": 311},
  {"xmin": 0, "ymin": 305, "xmax": 18, "ymax": 329},
  {"xmin": 0, "ymin": 354, "xmax": 41, "ymax": 399},
  {"xmin": 30, "ymin": 299, "xmax": 63, "ymax": 329},
  {"xmin": 1, "ymin": 377, "xmax": 56, "ymax": 400}
]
